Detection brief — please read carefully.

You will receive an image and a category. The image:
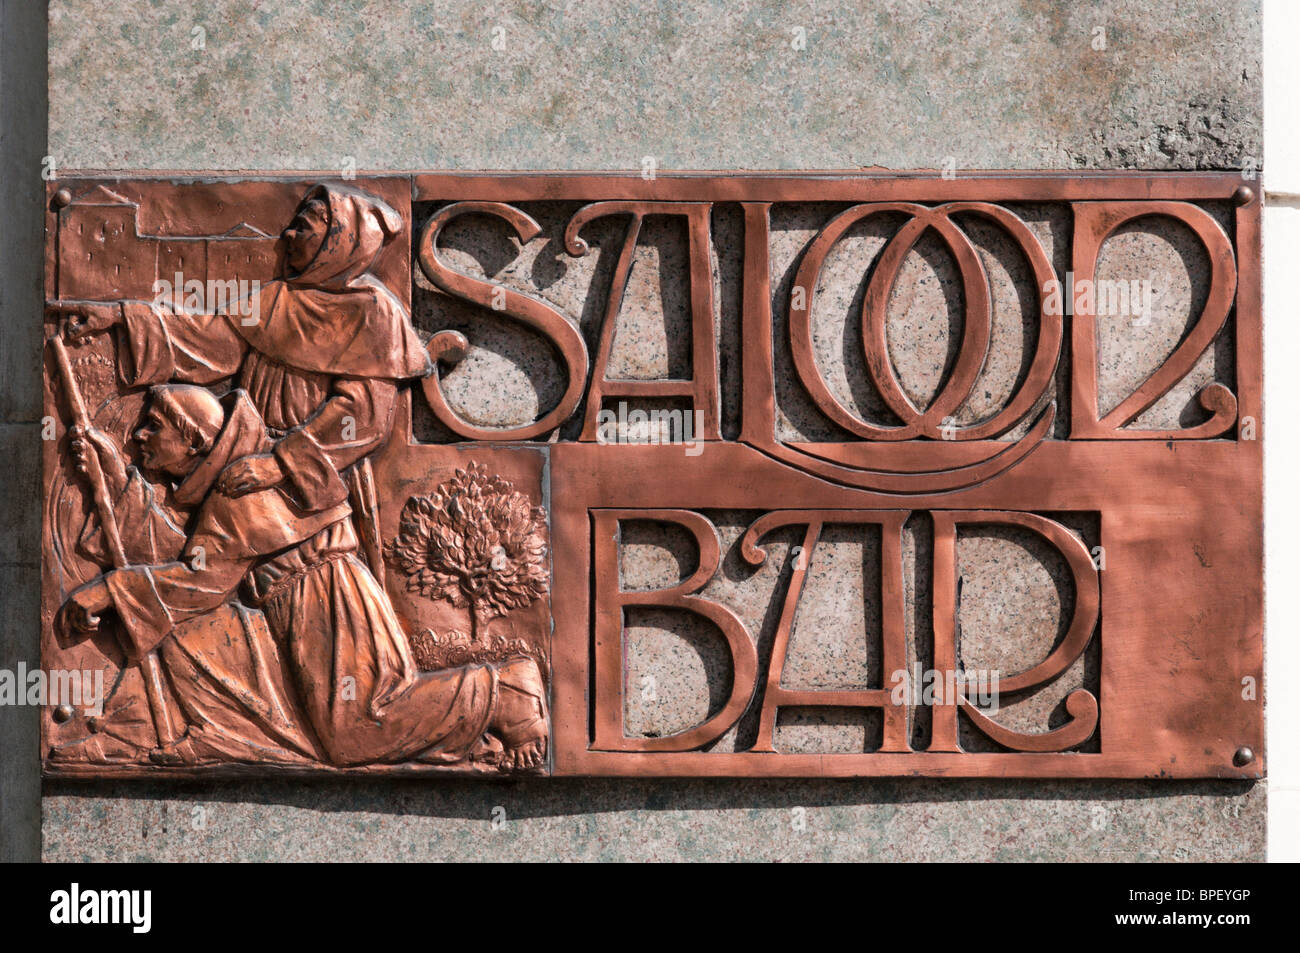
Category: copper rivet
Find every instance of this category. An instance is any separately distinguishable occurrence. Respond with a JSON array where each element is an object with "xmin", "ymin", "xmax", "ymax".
[
  {"xmin": 1233, "ymin": 746, "xmax": 1254, "ymax": 767},
  {"xmin": 1233, "ymin": 185, "xmax": 1254, "ymax": 206},
  {"xmin": 52, "ymin": 704, "xmax": 74, "ymax": 723},
  {"xmin": 51, "ymin": 188, "xmax": 73, "ymax": 209}
]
